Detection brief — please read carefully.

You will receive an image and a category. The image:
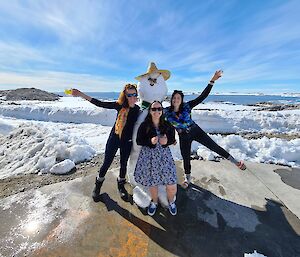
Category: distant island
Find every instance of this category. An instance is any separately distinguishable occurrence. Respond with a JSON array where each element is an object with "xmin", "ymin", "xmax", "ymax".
[{"xmin": 0, "ymin": 88, "xmax": 61, "ymax": 101}]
